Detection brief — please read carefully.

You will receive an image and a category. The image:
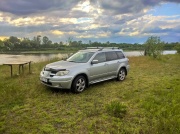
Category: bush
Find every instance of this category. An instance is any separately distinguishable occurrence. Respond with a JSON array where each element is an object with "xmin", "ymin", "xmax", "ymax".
[
  {"xmin": 106, "ymin": 101, "xmax": 127, "ymax": 118},
  {"xmin": 174, "ymin": 44, "xmax": 180, "ymax": 54},
  {"xmin": 144, "ymin": 36, "xmax": 164, "ymax": 58}
]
